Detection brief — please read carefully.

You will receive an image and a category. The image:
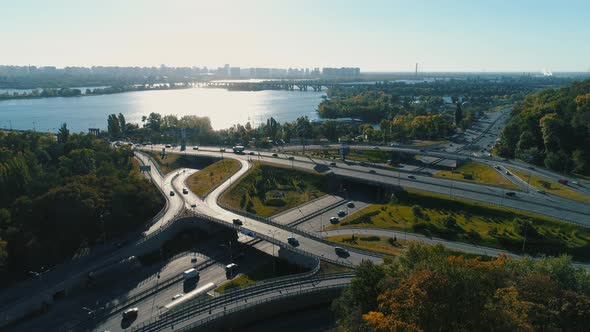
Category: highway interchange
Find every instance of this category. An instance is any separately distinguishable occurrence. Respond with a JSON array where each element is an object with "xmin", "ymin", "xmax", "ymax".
[{"xmin": 3, "ymin": 108, "xmax": 590, "ymax": 331}]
